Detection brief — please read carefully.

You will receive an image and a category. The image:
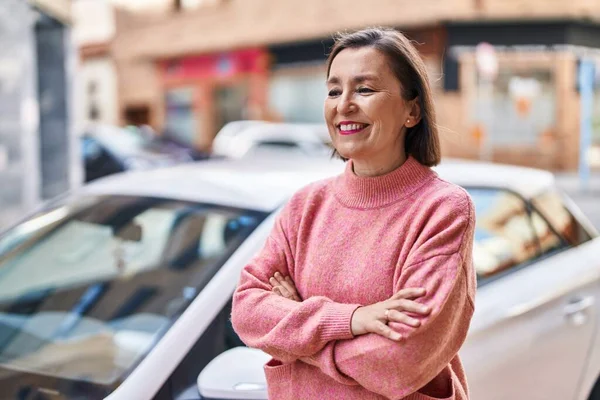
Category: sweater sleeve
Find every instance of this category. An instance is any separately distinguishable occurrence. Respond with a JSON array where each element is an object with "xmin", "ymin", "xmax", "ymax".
[
  {"xmin": 301, "ymin": 193, "xmax": 476, "ymax": 399},
  {"xmin": 231, "ymin": 205, "xmax": 361, "ymax": 363}
]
